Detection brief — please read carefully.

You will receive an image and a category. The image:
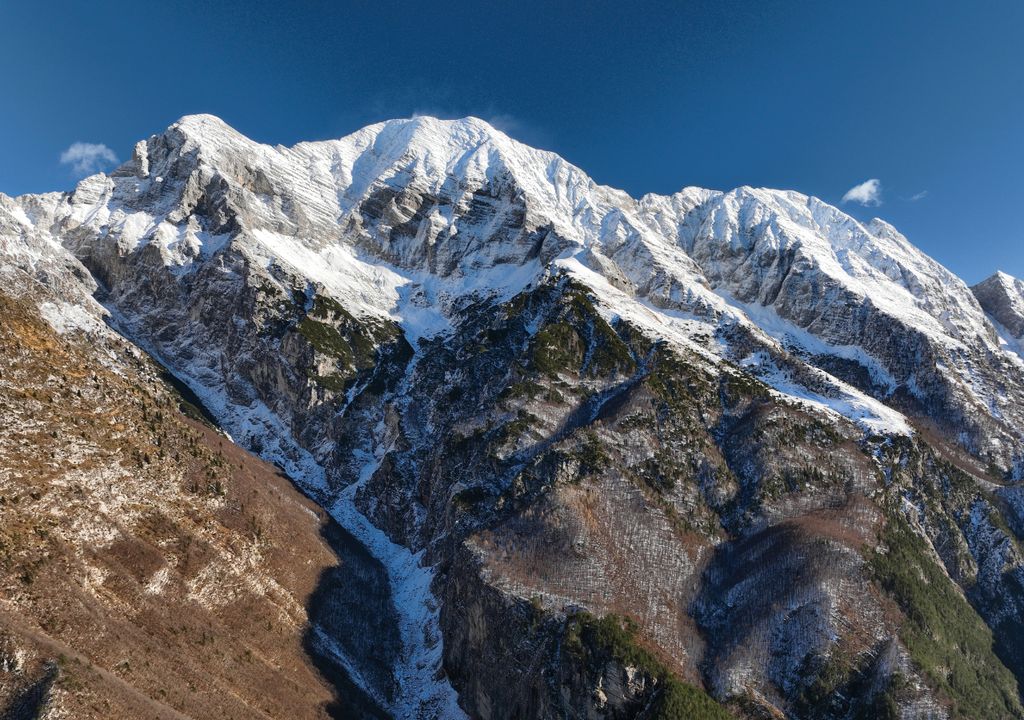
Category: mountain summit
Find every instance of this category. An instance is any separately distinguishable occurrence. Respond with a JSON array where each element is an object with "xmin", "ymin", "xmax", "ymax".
[{"xmin": 2, "ymin": 115, "xmax": 1024, "ymax": 719}]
